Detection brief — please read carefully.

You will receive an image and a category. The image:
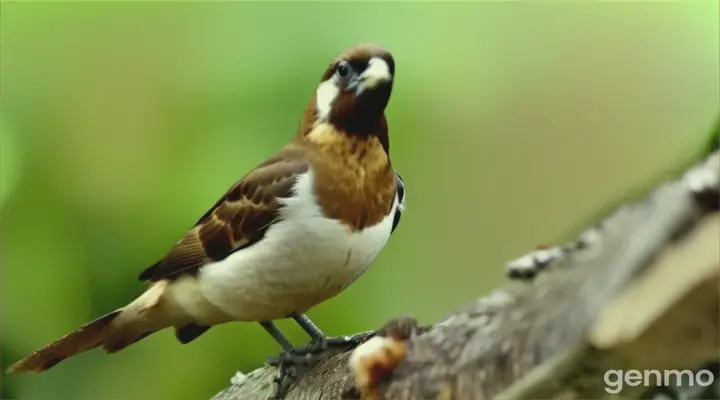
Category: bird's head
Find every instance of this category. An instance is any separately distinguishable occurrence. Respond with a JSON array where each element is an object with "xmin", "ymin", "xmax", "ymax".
[{"xmin": 298, "ymin": 43, "xmax": 395, "ymax": 141}]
